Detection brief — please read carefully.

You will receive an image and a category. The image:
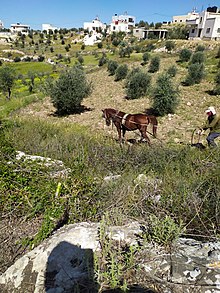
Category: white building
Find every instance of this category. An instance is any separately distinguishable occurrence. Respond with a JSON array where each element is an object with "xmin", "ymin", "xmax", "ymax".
[
  {"xmin": 187, "ymin": 6, "xmax": 220, "ymax": 40},
  {"xmin": 42, "ymin": 24, "xmax": 59, "ymax": 33},
  {"xmin": 10, "ymin": 23, "xmax": 30, "ymax": 34},
  {"xmin": 109, "ymin": 12, "xmax": 135, "ymax": 33},
  {"xmin": 83, "ymin": 17, "xmax": 106, "ymax": 33},
  {"xmin": 172, "ymin": 9, "xmax": 199, "ymax": 24}
]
